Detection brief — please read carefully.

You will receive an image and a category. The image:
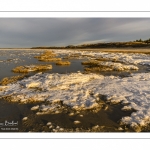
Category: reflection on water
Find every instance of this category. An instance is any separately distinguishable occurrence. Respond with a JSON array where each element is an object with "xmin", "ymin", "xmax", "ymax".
[
  {"xmin": 0, "ymin": 50, "xmax": 85, "ymax": 80},
  {"xmin": 0, "ymin": 49, "xmax": 148, "ymax": 81}
]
